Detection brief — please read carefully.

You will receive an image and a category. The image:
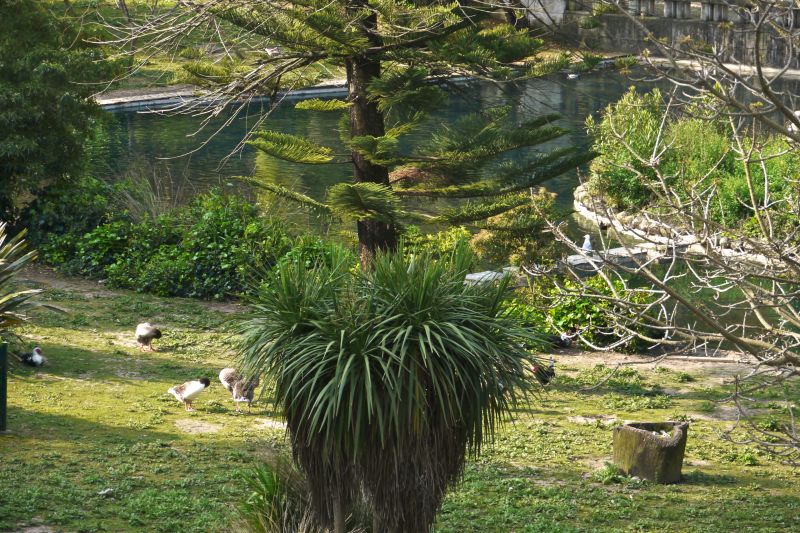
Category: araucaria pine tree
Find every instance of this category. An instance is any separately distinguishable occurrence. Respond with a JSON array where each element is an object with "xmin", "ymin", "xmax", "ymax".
[{"xmin": 124, "ymin": 0, "xmax": 592, "ymax": 267}]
